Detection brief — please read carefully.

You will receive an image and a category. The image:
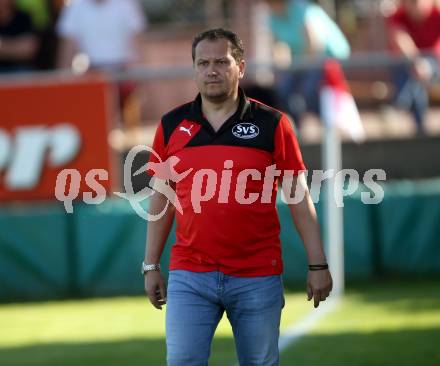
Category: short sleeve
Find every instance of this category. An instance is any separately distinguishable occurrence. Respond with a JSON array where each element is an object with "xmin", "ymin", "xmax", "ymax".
[
  {"xmin": 146, "ymin": 122, "xmax": 168, "ymax": 176},
  {"xmin": 386, "ymin": 8, "xmax": 406, "ymax": 31},
  {"xmin": 273, "ymin": 114, "xmax": 306, "ymax": 174},
  {"xmin": 123, "ymin": 0, "xmax": 147, "ymax": 33},
  {"xmin": 56, "ymin": 2, "xmax": 79, "ymax": 37}
]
